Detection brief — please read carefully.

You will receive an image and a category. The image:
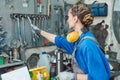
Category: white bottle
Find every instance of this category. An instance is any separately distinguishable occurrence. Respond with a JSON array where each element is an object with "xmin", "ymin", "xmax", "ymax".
[{"xmin": 37, "ymin": 51, "xmax": 50, "ymax": 72}]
